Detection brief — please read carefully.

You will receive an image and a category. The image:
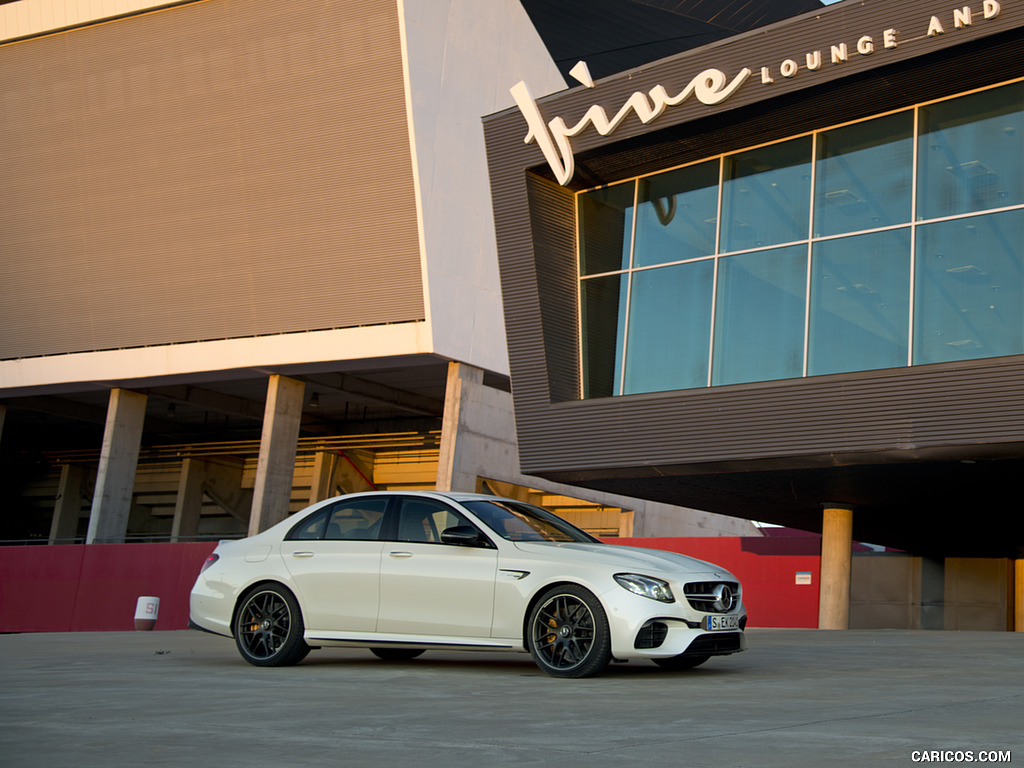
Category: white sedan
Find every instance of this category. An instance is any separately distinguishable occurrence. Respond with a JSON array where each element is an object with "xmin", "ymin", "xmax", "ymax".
[{"xmin": 189, "ymin": 491, "xmax": 747, "ymax": 678}]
